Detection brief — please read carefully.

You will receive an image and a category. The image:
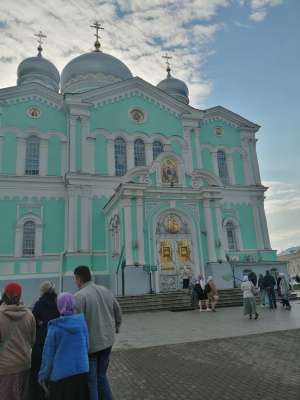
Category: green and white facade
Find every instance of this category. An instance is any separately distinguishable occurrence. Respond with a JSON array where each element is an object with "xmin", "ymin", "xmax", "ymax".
[{"xmin": 0, "ymin": 42, "xmax": 286, "ymax": 303}]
